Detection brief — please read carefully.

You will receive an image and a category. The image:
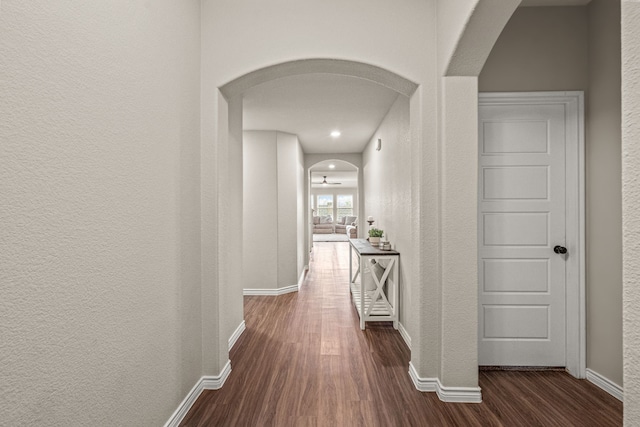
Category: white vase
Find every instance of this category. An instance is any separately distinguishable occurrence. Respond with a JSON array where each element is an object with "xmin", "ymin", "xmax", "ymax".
[{"xmin": 369, "ymin": 237, "xmax": 380, "ymax": 245}]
